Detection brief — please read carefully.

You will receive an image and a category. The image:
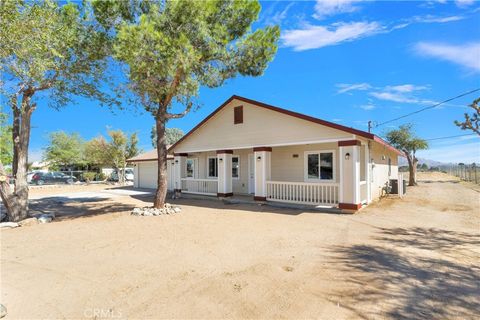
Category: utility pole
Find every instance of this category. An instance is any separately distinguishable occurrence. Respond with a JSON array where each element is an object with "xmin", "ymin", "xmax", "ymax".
[{"xmin": 368, "ymin": 120, "xmax": 372, "ymax": 133}]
